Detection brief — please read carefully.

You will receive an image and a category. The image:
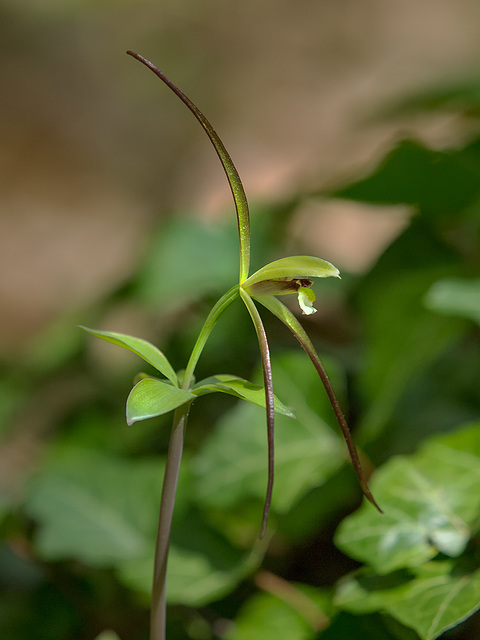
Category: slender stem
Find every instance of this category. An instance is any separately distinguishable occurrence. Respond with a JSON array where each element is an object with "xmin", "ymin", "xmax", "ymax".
[
  {"xmin": 126, "ymin": 51, "xmax": 251, "ymax": 282},
  {"xmin": 240, "ymin": 289, "xmax": 275, "ymax": 537},
  {"xmin": 255, "ymin": 295, "xmax": 382, "ymax": 513},
  {"xmin": 183, "ymin": 285, "xmax": 240, "ymax": 389},
  {"xmin": 150, "ymin": 402, "xmax": 192, "ymax": 640},
  {"xmin": 150, "ymin": 285, "xmax": 240, "ymax": 638}
]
